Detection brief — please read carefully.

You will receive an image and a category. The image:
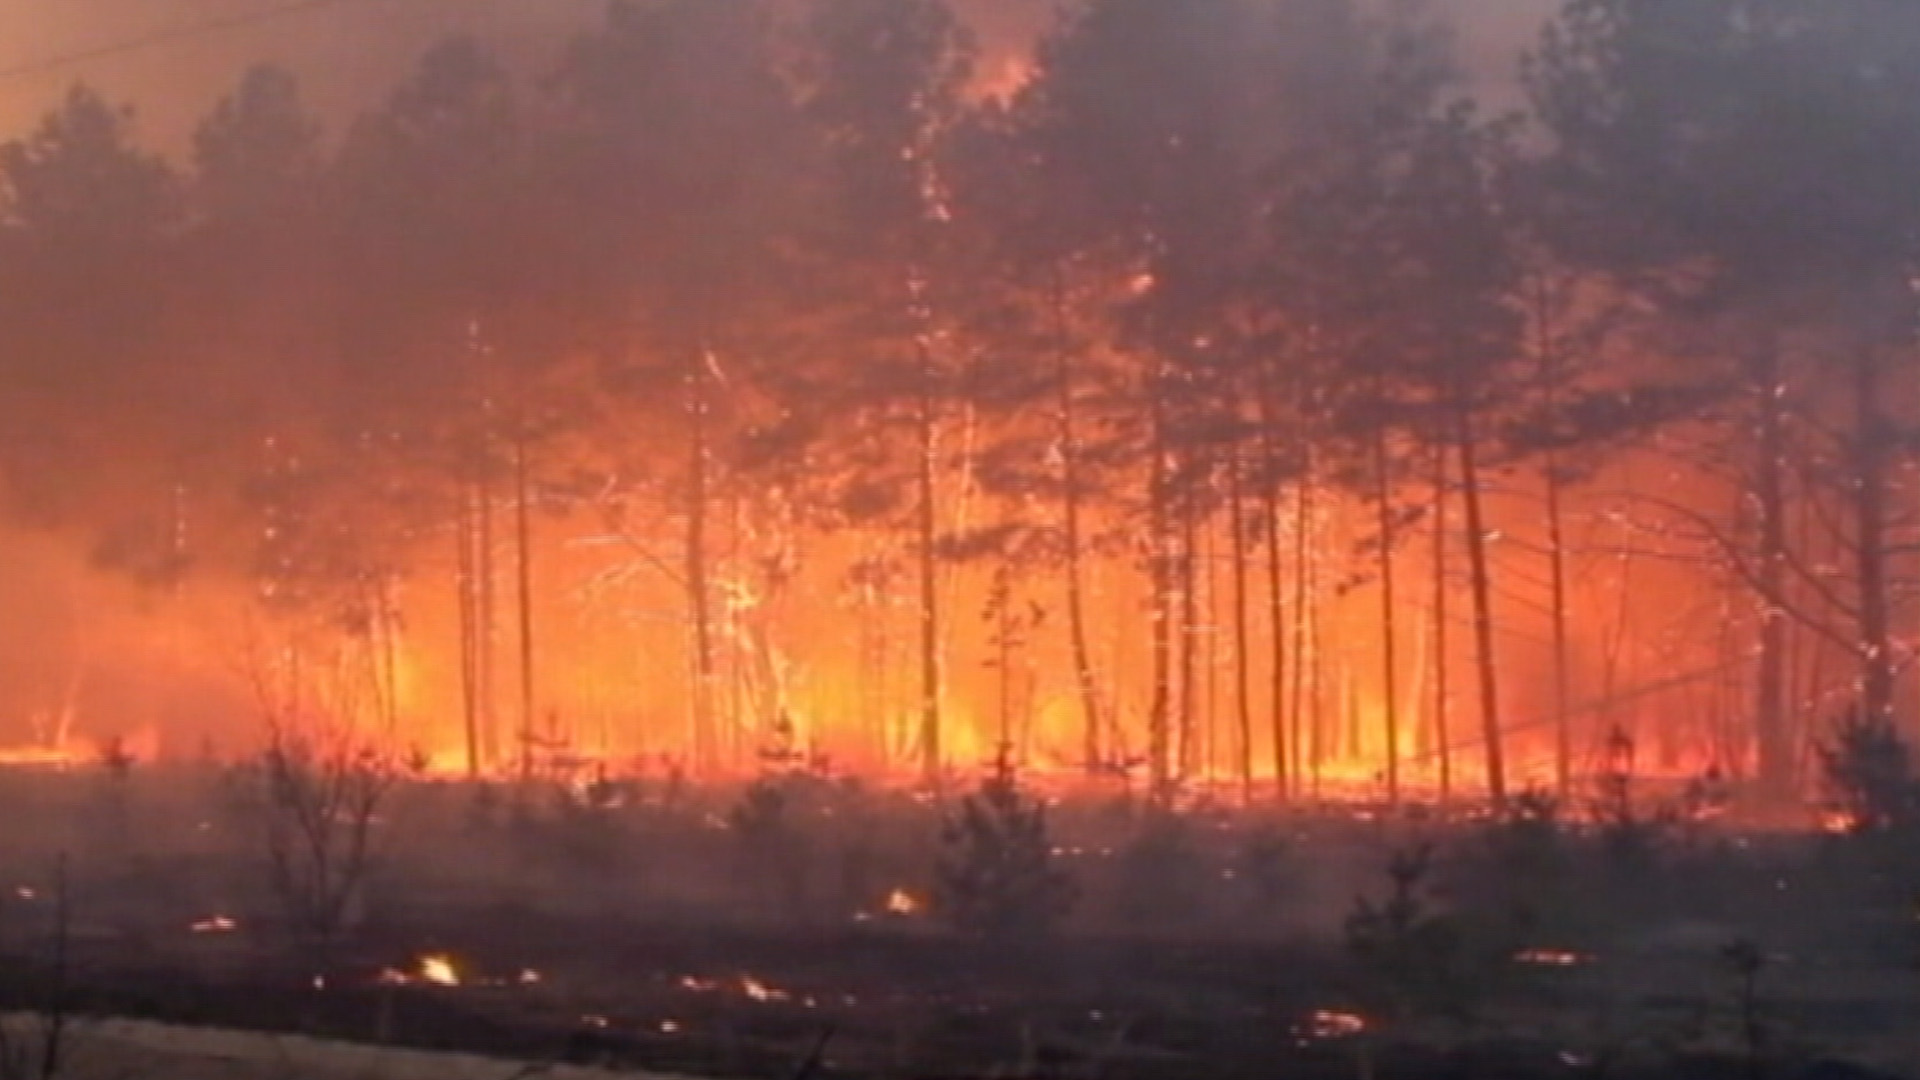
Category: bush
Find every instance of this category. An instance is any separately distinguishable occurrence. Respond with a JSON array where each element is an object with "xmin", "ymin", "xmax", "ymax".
[
  {"xmin": 231, "ymin": 725, "xmax": 406, "ymax": 969},
  {"xmin": 1818, "ymin": 708, "xmax": 1918, "ymax": 835},
  {"xmin": 934, "ymin": 750, "xmax": 1075, "ymax": 940},
  {"xmin": 728, "ymin": 775, "xmax": 811, "ymax": 920},
  {"xmin": 1591, "ymin": 728, "xmax": 1675, "ymax": 879},
  {"xmin": 1344, "ymin": 841, "xmax": 1470, "ymax": 1021}
]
